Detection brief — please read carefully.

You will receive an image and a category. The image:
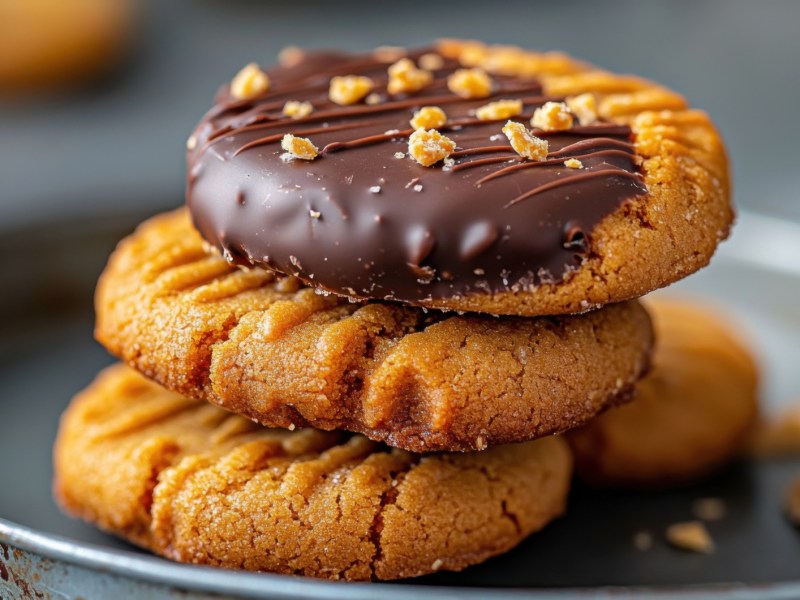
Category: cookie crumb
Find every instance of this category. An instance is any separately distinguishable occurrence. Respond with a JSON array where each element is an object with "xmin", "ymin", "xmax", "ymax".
[
  {"xmin": 475, "ymin": 99, "xmax": 523, "ymax": 121},
  {"xmin": 388, "ymin": 58, "xmax": 433, "ymax": 95},
  {"xmin": 564, "ymin": 158, "xmax": 583, "ymax": 169},
  {"xmin": 309, "ymin": 209, "xmax": 321, "ymax": 219},
  {"xmin": 632, "ymin": 530, "xmax": 653, "ymax": 551},
  {"xmin": 280, "ymin": 134, "xmax": 318, "ymax": 161},
  {"xmin": 410, "ymin": 106, "xmax": 447, "ymax": 130},
  {"xmin": 566, "ymin": 93, "xmax": 598, "ymax": 125},
  {"xmin": 431, "ymin": 559, "xmax": 443, "ymax": 571},
  {"xmin": 283, "ymin": 100, "xmax": 314, "ymax": 119},
  {"xmin": 665, "ymin": 521, "xmax": 714, "ymax": 554},
  {"xmin": 230, "ymin": 63, "xmax": 270, "ymax": 100},
  {"xmin": 784, "ymin": 475, "xmax": 800, "ymax": 526},
  {"xmin": 531, "ymin": 101, "xmax": 573, "ymax": 131},
  {"xmin": 746, "ymin": 405, "xmax": 800, "ymax": 458},
  {"xmin": 502, "ymin": 121, "xmax": 548, "ymax": 161},
  {"xmin": 419, "ymin": 53, "xmax": 445, "ymax": 71},
  {"xmin": 275, "ymin": 276, "xmax": 301, "ymax": 293},
  {"xmin": 329, "ymin": 75, "xmax": 374, "ymax": 106},
  {"xmin": 408, "ymin": 128, "xmax": 456, "ymax": 167},
  {"xmin": 692, "ymin": 498, "xmax": 727, "ymax": 521},
  {"xmin": 447, "ymin": 67, "xmax": 493, "ymax": 99}
]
